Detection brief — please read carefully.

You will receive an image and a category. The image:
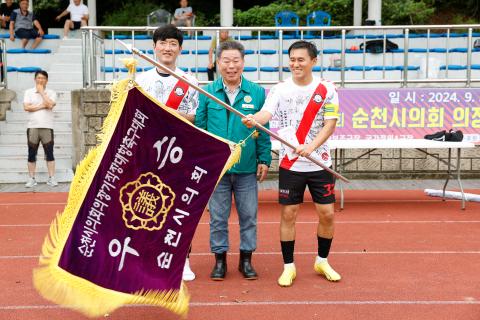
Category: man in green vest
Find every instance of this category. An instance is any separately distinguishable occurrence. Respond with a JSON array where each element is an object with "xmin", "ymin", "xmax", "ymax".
[{"xmin": 195, "ymin": 40, "xmax": 271, "ymax": 281}]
